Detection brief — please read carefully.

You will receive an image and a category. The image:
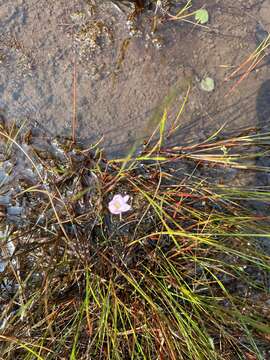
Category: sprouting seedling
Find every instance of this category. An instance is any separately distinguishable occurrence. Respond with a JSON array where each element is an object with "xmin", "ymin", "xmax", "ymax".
[
  {"xmin": 221, "ymin": 145, "xmax": 228, "ymax": 156},
  {"xmin": 154, "ymin": 0, "xmax": 166, "ymax": 15},
  {"xmin": 167, "ymin": 3, "xmax": 209, "ymax": 29}
]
